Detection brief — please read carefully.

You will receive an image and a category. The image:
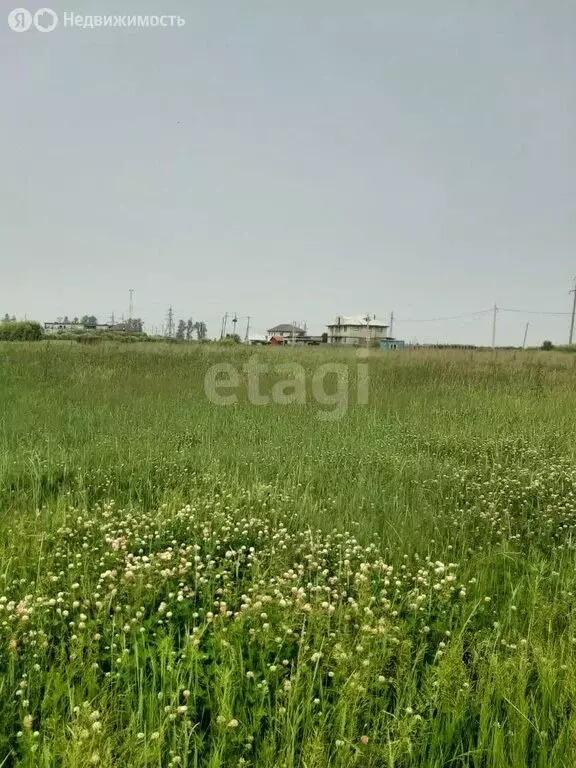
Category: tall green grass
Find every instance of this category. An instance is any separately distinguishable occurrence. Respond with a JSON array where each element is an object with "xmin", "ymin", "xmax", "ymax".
[{"xmin": 0, "ymin": 342, "xmax": 576, "ymax": 766}]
